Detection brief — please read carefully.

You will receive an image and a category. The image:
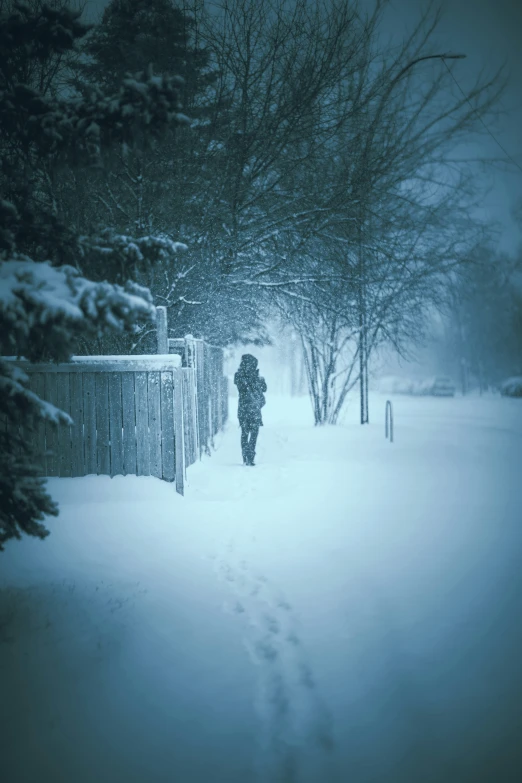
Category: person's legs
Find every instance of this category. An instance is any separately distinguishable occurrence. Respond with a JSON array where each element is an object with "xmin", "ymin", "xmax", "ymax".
[
  {"xmin": 240, "ymin": 427, "xmax": 249, "ymax": 464},
  {"xmin": 247, "ymin": 426, "xmax": 259, "ymax": 465}
]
